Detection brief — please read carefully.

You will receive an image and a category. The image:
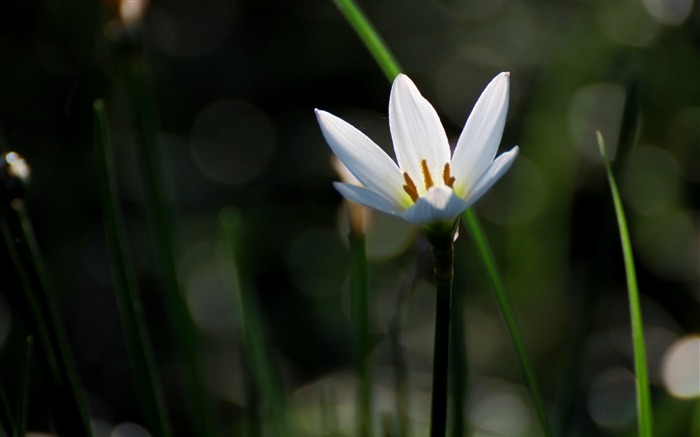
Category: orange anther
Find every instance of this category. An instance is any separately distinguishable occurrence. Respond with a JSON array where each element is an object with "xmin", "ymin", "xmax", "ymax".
[
  {"xmin": 421, "ymin": 159, "xmax": 434, "ymax": 189},
  {"xmin": 443, "ymin": 163, "xmax": 455, "ymax": 187},
  {"xmin": 403, "ymin": 172, "xmax": 419, "ymax": 202}
]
